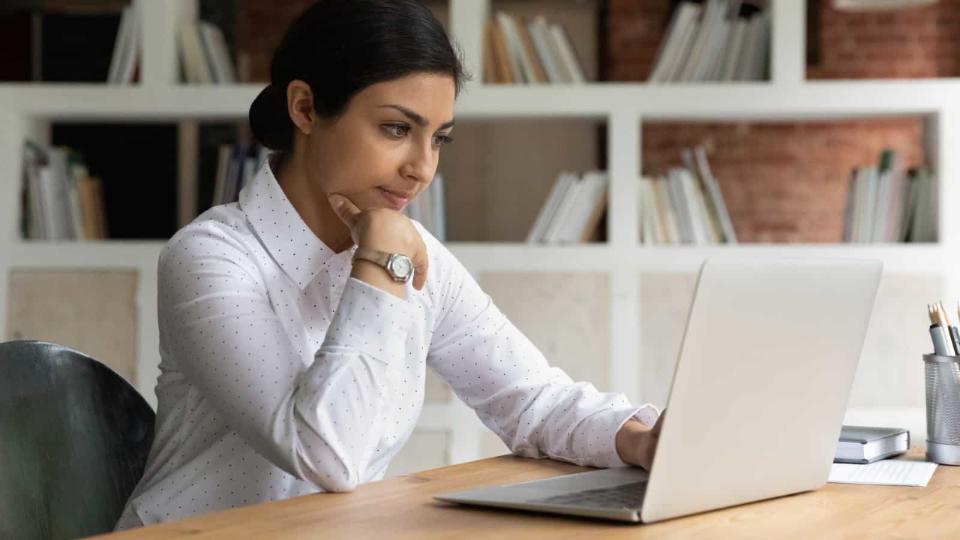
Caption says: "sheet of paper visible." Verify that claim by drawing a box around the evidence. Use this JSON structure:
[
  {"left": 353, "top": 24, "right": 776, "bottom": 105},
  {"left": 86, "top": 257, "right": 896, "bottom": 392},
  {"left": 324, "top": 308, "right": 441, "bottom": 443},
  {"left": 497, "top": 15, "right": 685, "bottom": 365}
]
[{"left": 829, "top": 460, "right": 937, "bottom": 487}]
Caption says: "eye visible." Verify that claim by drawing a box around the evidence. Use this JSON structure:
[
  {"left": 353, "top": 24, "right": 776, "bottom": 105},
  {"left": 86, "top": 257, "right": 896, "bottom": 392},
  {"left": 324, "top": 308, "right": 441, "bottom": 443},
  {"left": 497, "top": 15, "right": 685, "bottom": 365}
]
[
  {"left": 433, "top": 134, "right": 454, "bottom": 147},
  {"left": 382, "top": 124, "right": 410, "bottom": 138}
]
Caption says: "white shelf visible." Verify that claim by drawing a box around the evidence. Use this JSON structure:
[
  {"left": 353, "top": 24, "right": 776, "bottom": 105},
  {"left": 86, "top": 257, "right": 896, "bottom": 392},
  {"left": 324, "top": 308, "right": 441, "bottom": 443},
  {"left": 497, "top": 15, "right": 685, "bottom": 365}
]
[{"left": 2, "top": 81, "right": 956, "bottom": 119}]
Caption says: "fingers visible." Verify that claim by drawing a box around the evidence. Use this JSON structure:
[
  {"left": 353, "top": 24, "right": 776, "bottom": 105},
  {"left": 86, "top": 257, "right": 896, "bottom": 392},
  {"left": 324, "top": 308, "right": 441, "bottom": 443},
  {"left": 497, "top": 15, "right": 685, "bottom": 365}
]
[
  {"left": 328, "top": 193, "right": 362, "bottom": 227},
  {"left": 328, "top": 193, "right": 363, "bottom": 244},
  {"left": 412, "top": 250, "right": 429, "bottom": 291}
]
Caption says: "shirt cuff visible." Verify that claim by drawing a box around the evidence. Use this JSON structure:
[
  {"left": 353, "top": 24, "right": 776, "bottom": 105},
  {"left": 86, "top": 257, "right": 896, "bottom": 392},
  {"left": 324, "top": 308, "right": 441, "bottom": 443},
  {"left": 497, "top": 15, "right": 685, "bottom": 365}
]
[
  {"left": 599, "top": 403, "right": 662, "bottom": 469},
  {"left": 322, "top": 277, "right": 416, "bottom": 363}
]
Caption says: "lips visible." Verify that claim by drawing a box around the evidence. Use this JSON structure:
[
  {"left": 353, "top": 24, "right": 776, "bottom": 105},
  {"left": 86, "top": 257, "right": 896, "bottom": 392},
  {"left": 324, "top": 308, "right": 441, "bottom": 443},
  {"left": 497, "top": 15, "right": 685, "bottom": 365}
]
[{"left": 377, "top": 187, "right": 412, "bottom": 210}]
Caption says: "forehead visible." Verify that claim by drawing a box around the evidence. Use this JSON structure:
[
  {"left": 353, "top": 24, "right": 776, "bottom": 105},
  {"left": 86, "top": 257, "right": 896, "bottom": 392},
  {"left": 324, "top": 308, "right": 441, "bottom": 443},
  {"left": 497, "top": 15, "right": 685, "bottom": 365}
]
[{"left": 353, "top": 73, "right": 456, "bottom": 122}]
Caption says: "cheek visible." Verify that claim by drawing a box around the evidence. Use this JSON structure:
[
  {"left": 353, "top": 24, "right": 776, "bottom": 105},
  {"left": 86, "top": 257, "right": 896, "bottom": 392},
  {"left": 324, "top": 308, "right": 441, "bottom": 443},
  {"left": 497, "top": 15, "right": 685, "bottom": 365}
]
[
  {"left": 322, "top": 154, "right": 399, "bottom": 204},
  {"left": 344, "top": 145, "right": 404, "bottom": 190}
]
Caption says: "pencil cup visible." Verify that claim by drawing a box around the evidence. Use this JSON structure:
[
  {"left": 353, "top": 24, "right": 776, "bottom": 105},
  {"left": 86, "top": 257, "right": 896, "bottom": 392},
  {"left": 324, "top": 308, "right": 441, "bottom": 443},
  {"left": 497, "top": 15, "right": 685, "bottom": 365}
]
[{"left": 924, "top": 353, "right": 960, "bottom": 465}]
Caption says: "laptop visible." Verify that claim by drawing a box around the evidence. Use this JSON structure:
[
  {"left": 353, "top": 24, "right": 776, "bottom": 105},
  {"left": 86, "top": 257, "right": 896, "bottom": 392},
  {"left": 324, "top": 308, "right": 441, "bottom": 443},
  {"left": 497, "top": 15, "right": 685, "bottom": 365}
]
[{"left": 434, "top": 256, "right": 883, "bottom": 524}]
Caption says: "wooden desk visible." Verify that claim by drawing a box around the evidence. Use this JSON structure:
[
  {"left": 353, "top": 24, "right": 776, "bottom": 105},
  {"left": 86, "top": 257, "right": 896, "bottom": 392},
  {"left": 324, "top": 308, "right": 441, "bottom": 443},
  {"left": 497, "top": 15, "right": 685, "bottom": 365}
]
[{"left": 96, "top": 446, "right": 959, "bottom": 539}]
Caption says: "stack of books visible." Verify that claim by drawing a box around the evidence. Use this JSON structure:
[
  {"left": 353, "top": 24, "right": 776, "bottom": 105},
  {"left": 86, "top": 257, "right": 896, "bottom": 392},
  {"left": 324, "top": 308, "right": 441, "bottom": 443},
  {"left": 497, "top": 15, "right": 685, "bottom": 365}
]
[
  {"left": 21, "top": 141, "right": 107, "bottom": 240},
  {"left": 842, "top": 149, "right": 937, "bottom": 243},
  {"left": 527, "top": 171, "right": 608, "bottom": 244},
  {"left": 179, "top": 18, "right": 236, "bottom": 84},
  {"left": 640, "top": 146, "right": 737, "bottom": 245},
  {"left": 484, "top": 12, "right": 586, "bottom": 84},
  {"left": 648, "top": 0, "right": 770, "bottom": 83},
  {"left": 403, "top": 174, "right": 446, "bottom": 242},
  {"left": 211, "top": 144, "right": 269, "bottom": 206},
  {"left": 107, "top": 3, "right": 140, "bottom": 84}
]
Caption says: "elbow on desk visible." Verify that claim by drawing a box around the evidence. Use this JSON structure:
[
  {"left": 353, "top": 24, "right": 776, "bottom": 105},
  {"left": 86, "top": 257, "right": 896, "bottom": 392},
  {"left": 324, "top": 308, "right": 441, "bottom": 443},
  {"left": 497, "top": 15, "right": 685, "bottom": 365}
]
[
  {"left": 317, "top": 470, "right": 359, "bottom": 493},
  {"left": 295, "top": 451, "right": 361, "bottom": 493}
]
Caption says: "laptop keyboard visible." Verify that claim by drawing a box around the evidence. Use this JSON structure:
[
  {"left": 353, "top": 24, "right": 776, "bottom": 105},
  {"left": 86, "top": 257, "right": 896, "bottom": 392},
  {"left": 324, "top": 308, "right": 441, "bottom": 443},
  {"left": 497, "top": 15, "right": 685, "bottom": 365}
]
[{"left": 530, "top": 480, "right": 648, "bottom": 509}]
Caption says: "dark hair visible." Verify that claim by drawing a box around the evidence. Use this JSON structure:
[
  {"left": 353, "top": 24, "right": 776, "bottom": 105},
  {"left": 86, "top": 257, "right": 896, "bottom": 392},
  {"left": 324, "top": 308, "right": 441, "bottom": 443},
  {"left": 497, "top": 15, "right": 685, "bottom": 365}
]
[{"left": 249, "top": 0, "right": 468, "bottom": 152}]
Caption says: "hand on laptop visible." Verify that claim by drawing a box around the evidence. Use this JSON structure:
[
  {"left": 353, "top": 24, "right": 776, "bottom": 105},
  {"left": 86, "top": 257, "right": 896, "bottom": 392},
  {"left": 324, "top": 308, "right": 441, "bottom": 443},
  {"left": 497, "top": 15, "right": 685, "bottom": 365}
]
[{"left": 615, "top": 411, "right": 665, "bottom": 471}]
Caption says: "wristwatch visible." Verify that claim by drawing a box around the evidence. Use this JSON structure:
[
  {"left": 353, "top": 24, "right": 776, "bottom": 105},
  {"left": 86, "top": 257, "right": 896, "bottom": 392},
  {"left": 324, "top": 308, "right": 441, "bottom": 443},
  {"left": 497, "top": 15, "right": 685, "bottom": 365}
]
[{"left": 352, "top": 246, "right": 414, "bottom": 283}]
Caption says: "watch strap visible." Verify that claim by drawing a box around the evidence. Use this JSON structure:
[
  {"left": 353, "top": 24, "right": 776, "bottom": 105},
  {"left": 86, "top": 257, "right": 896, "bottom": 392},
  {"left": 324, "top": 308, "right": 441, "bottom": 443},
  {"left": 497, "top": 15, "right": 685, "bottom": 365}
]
[{"left": 352, "top": 246, "right": 391, "bottom": 267}]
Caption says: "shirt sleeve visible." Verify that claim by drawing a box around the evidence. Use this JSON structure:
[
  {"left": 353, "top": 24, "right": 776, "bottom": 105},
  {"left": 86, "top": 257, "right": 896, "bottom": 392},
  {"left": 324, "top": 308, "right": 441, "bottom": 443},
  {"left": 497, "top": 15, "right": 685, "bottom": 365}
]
[
  {"left": 158, "top": 225, "right": 417, "bottom": 492},
  {"left": 424, "top": 237, "right": 661, "bottom": 469}
]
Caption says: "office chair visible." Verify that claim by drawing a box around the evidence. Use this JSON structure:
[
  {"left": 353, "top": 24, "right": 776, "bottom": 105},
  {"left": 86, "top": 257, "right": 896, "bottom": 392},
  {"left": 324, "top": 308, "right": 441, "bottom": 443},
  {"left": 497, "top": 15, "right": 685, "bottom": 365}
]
[{"left": 0, "top": 340, "right": 155, "bottom": 539}]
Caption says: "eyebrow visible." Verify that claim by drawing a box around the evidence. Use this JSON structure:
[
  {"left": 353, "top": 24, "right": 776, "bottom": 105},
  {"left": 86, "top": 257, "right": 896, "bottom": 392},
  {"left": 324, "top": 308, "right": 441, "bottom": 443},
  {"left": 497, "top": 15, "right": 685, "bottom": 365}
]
[{"left": 379, "top": 104, "right": 455, "bottom": 130}]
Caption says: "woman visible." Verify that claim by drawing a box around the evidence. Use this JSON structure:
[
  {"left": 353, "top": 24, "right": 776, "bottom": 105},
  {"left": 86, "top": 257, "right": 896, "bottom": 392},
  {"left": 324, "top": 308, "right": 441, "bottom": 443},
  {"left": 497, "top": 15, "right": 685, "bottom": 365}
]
[{"left": 116, "top": 0, "right": 662, "bottom": 529}]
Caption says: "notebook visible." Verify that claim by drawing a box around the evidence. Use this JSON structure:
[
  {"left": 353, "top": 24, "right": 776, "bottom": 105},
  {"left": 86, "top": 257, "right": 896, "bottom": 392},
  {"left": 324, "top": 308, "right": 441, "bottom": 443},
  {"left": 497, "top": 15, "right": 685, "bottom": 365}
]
[{"left": 835, "top": 425, "right": 910, "bottom": 464}]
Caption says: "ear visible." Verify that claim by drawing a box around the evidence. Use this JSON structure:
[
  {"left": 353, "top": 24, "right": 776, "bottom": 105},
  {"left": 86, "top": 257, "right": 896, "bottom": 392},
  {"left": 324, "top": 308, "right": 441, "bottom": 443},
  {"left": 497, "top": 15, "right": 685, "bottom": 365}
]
[{"left": 286, "top": 79, "right": 316, "bottom": 136}]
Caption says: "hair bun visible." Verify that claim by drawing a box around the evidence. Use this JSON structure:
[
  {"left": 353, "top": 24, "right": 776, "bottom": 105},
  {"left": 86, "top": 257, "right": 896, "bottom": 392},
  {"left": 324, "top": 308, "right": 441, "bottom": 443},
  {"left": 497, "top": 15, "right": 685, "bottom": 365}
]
[{"left": 249, "top": 83, "right": 294, "bottom": 152}]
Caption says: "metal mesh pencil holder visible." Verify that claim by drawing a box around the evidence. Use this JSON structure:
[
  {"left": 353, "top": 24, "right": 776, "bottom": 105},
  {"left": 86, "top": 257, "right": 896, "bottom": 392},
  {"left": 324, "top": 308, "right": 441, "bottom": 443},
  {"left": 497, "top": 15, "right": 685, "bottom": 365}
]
[{"left": 924, "top": 353, "right": 960, "bottom": 465}]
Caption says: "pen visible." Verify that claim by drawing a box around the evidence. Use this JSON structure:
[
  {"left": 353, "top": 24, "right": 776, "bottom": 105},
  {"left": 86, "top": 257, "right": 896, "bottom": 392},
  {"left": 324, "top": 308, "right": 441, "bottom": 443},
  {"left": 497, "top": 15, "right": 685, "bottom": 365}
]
[
  {"left": 928, "top": 303, "right": 953, "bottom": 356},
  {"left": 941, "top": 301, "right": 960, "bottom": 355}
]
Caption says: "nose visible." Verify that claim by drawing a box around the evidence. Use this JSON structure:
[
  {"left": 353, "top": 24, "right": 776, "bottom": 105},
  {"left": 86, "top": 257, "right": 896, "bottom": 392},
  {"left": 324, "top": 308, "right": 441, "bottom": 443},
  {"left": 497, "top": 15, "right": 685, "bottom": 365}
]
[{"left": 401, "top": 137, "right": 436, "bottom": 184}]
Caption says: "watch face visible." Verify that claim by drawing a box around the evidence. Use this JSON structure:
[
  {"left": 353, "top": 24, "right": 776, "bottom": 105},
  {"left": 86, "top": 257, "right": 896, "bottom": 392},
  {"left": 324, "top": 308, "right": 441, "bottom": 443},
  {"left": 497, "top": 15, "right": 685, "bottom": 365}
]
[{"left": 388, "top": 254, "right": 414, "bottom": 281}]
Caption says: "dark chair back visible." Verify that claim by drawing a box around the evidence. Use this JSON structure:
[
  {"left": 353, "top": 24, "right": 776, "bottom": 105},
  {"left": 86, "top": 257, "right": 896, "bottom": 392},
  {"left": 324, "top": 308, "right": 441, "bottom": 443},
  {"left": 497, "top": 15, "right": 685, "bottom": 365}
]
[{"left": 0, "top": 340, "right": 155, "bottom": 539}]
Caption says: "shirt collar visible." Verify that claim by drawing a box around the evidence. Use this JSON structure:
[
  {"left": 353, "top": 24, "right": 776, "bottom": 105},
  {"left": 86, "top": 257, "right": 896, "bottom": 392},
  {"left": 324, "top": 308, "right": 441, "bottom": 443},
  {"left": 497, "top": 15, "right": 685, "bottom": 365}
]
[{"left": 239, "top": 154, "right": 356, "bottom": 290}]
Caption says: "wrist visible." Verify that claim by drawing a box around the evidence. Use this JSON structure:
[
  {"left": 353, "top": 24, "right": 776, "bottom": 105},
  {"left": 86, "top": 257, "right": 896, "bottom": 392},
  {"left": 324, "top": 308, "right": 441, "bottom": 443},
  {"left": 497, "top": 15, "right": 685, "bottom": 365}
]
[
  {"left": 351, "top": 259, "right": 406, "bottom": 299},
  {"left": 615, "top": 419, "right": 653, "bottom": 468}
]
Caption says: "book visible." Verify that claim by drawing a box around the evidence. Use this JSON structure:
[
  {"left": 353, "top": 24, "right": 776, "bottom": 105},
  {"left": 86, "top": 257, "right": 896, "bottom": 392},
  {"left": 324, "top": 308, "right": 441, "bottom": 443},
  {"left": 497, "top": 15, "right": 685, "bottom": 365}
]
[
  {"left": 199, "top": 21, "right": 237, "bottom": 84},
  {"left": 516, "top": 19, "right": 547, "bottom": 84},
  {"left": 488, "top": 20, "right": 514, "bottom": 83},
  {"left": 649, "top": 0, "right": 768, "bottom": 83},
  {"left": 649, "top": 3, "right": 700, "bottom": 83},
  {"left": 486, "top": 12, "right": 587, "bottom": 85},
  {"left": 106, "top": 5, "right": 132, "bottom": 84},
  {"left": 526, "top": 172, "right": 607, "bottom": 244},
  {"left": 179, "top": 20, "right": 214, "bottom": 83},
  {"left": 483, "top": 21, "right": 499, "bottom": 83},
  {"left": 527, "top": 173, "right": 574, "bottom": 243},
  {"left": 21, "top": 140, "right": 111, "bottom": 241},
  {"left": 495, "top": 12, "right": 526, "bottom": 83},
  {"left": 528, "top": 17, "right": 563, "bottom": 83},
  {"left": 548, "top": 23, "right": 585, "bottom": 84},
  {"left": 22, "top": 141, "right": 46, "bottom": 239},
  {"left": 693, "top": 146, "right": 737, "bottom": 243},
  {"left": 639, "top": 145, "right": 736, "bottom": 245},
  {"left": 841, "top": 149, "right": 934, "bottom": 244},
  {"left": 834, "top": 426, "right": 910, "bottom": 464}
]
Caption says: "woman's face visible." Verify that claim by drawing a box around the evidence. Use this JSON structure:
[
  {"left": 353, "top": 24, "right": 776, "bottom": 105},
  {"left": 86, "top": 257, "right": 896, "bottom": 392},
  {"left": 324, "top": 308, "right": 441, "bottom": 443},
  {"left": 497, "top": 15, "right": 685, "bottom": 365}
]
[{"left": 304, "top": 72, "right": 456, "bottom": 212}]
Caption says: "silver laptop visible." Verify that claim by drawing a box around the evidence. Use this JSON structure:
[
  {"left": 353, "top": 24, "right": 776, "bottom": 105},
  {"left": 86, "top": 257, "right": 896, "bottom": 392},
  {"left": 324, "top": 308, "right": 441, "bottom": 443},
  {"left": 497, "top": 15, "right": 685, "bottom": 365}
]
[{"left": 435, "top": 256, "right": 883, "bottom": 524}]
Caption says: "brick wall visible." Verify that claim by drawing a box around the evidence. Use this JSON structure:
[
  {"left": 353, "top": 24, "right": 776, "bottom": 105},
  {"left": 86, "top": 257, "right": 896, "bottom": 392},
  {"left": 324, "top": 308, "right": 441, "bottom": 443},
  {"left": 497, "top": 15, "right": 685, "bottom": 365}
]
[
  {"left": 604, "top": 0, "right": 670, "bottom": 81},
  {"left": 608, "top": 1, "right": 945, "bottom": 242},
  {"left": 642, "top": 119, "right": 927, "bottom": 242},
  {"left": 808, "top": 0, "right": 960, "bottom": 79}
]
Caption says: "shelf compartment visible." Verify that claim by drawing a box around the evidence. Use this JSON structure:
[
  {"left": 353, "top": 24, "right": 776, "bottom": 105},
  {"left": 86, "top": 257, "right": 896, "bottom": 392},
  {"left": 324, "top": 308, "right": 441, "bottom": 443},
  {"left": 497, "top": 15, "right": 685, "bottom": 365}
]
[
  {"left": 640, "top": 115, "right": 939, "bottom": 245},
  {"left": 440, "top": 118, "right": 607, "bottom": 243}
]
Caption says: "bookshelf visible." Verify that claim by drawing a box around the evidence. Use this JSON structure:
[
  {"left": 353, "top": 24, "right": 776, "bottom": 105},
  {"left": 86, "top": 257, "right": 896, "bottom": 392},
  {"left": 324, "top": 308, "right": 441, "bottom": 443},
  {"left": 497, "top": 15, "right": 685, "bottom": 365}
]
[{"left": 2, "top": 0, "right": 956, "bottom": 474}]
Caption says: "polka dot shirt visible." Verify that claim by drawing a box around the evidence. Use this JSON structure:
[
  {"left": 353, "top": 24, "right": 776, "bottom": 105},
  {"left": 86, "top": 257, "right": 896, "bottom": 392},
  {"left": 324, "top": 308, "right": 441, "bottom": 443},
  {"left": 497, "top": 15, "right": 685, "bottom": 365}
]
[{"left": 114, "top": 155, "right": 660, "bottom": 530}]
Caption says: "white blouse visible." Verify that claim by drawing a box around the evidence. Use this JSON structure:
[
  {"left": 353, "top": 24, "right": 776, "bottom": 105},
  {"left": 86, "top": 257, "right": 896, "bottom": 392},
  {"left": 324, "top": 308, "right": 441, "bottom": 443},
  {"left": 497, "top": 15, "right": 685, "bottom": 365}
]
[{"left": 115, "top": 156, "right": 659, "bottom": 529}]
